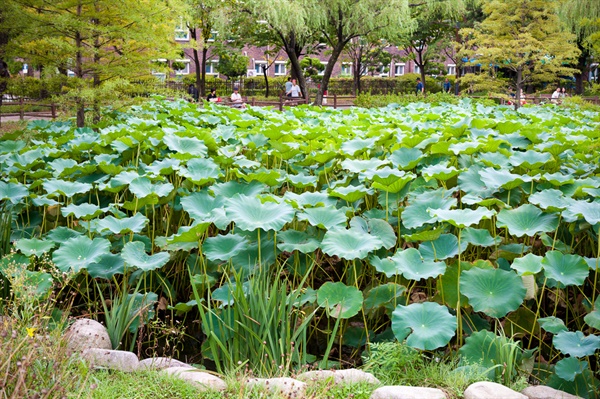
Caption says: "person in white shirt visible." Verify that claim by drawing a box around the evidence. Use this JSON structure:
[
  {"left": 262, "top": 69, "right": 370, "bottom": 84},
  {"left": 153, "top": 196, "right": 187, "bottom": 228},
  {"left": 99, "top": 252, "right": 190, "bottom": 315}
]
[
  {"left": 230, "top": 87, "right": 246, "bottom": 108},
  {"left": 551, "top": 87, "right": 561, "bottom": 104},
  {"left": 286, "top": 79, "right": 302, "bottom": 98}
]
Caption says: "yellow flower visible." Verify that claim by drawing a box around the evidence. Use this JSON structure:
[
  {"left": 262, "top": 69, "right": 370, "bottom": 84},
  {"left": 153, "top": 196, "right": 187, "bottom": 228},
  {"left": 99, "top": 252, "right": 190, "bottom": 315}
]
[{"left": 26, "top": 327, "right": 37, "bottom": 337}]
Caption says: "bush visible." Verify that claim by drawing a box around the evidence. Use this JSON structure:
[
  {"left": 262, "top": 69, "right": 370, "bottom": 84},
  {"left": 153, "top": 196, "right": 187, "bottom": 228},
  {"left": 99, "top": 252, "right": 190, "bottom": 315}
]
[{"left": 354, "top": 92, "right": 500, "bottom": 108}]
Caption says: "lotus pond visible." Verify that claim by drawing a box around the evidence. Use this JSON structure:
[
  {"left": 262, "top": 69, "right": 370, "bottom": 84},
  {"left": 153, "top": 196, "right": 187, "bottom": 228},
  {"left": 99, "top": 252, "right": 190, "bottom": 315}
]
[{"left": 1, "top": 99, "right": 599, "bottom": 397}]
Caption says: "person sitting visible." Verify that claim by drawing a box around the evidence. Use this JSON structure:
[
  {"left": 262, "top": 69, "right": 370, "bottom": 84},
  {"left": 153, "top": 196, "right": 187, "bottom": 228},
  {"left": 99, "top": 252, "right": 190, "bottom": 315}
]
[
  {"left": 207, "top": 88, "right": 219, "bottom": 102},
  {"left": 187, "top": 83, "right": 199, "bottom": 102},
  {"left": 551, "top": 87, "right": 561, "bottom": 104},
  {"left": 230, "top": 87, "right": 246, "bottom": 108}
]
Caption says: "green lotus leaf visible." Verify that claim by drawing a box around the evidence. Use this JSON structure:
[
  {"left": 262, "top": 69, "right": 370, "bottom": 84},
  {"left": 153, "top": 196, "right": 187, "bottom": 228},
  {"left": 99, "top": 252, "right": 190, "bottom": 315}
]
[
  {"left": 297, "top": 206, "right": 347, "bottom": 230},
  {"left": 390, "top": 147, "right": 423, "bottom": 170},
  {"left": 213, "top": 282, "right": 250, "bottom": 306},
  {"left": 449, "top": 140, "right": 482, "bottom": 155},
  {"left": 496, "top": 204, "right": 559, "bottom": 237},
  {"left": 543, "top": 172, "right": 574, "bottom": 186},
  {"left": 391, "top": 302, "right": 456, "bottom": 350},
  {"left": 96, "top": 213, "right": 149, "bottom": 234},
  {"left": 528, "top": 189, "right": 571, "bottom": 211},
  {"left": 180, "top": 191, "right": 225, "bottom": 221},
  {"left": 226, "top": 195, "right": 295, "bottom": 231},
  {"left": 179, "top": 158, "right": 222, "bottom": 184},
  {"left": 121, "top": 241, "right": 170, "bottom": 271},
  {"left": 421, "top": 163, "right": 459, "bottom": 182},
  {"left": 144, "top": 158, "right": 181, "bottom": 176},
  {"left": 317, "top": 282, "right": 363, "bottom": 319},
  {"left": 542, "top": 251, "right": 589, "bottom": 288},
  {"left": 0, "top": 181, "right": 29, "bottom": 204},
  {"left": 458, "top": 165, "right": 494, "bottom": 198},
  {"left": 277, "top": 230, "right": 320, "bottom": 254},
  {"left": 87, "top": 254, "right": 125, "bottom": 279},
  {"left": 461, "top": 227, "right": 501, "bottom": 247},
  {"left": 537, "top": 316, "right": 568, "bottom": 334},
  {"left": 390, "top": 247, "right": 446, "bottom": 280},
  {"left": 509, "top": 150, "right": 552, "bottom": 169},
  {"left": 321, "top": 227, "right": 383, "bottom": 260},
  {"left": 340, "top": 137, "right": 376, "bottom": 155},
  {"left": 236, "top": 167, "right": 281, "bottom": 186},
  {"left": 479, "top": 167, "right": 533, "bottom": 191},
  {"left": 43, "top": 179, "right": 92, "bottom": 198},
  {"left": 553, "top": 331, "right": 600, "bottom": 358},
  {"left": 283, "top": 191, "right": 338, "bottom": 208},
  {"left": 365, "top": 218, "right": 397, "bottom": 249},
  {"left": 129, "top": 177, "right": 174, "bottom": 198},
  {"left": 286, "top": 173, "right": 318, "bottom": 188},
  {"left": 163, "top": 133, "right": 207, "bottom": 157},
  {"left": 52, "top": 236, "right": 111, "bottom": 273},
  {"left": 340, "top": 158, "right": 388, "bottom": 173},
  {"left": 369, "top": 255, "right": 398, "bottom": 277},
  {"left": 31, "top": 195, "right": 59, "bottom": 207},
  {"left": 402, "top": 189, "right": 457, "bottom": 229},
  {"left": 230, "top": 236, "right": 277, "bottom": 274},
  {"left": 46, "top": 227, "right": 83, "bottom": 243},
  {"left": 14, "top": 238, "right": 55, "bottom": 257},
  {"left": 61, "top": 203, "right": 103, "bottom": 220},
  {"left": 48, "top": 158, "right": 78, "bottom": 176},
  {"left": 124, "top": 291, "right": 158, "bottom": 333},
  {"left": 566, "top": 200, "right": 600, "bottom": 225},
  {"left": 328, "top": 184, "right": 372, "bottom": 202},
  {"left": 203, "top": 234, "right": 249, "bottom": 261},
  {"left": 363, "top": 283, "right": 406, "bottom": 313},
  {"left": 458, "top": 330, "right": 516, "bottom": 374},
  {"left": 555, "top": 357, "right": 589, "bottom": 382},
  {"left": 511, "top": 253, "right": 543, "bottom": 276},
  {"left": 584, "top": 297, "right": 600, "bottom": 329},
  {"left": 0, "top": 140, "right": 26, "bottom": 154},
  {"left": 419, "top": 234, "right": 466, "bottom": 261},
  {"left": 371, "top": 170, "right": 415, "bottom": 193},
  {"left": 460, "top": 268, "right": 526, "bottom": 318},
  {"left": 368, "top": 167, "right": 408, "bottom": 186},
  {"left": 430, "top": 208, "right": 495, "bottom": 228}
]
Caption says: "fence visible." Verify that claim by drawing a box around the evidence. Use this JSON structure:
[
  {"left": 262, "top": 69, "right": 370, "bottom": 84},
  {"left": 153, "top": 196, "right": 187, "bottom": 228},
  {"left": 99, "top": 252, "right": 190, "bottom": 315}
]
[{"left": 0, "top": 97, "right": 57, "bottom": 126}]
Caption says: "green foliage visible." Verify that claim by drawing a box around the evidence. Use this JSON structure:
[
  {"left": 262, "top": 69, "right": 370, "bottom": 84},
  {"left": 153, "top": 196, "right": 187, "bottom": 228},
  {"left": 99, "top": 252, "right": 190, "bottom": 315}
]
[
  {"left": 300, "top": 57, "right": 325, "bottom": 78},
  {"left": 217, "top": 53, "right": 250, "bottom": 80}
]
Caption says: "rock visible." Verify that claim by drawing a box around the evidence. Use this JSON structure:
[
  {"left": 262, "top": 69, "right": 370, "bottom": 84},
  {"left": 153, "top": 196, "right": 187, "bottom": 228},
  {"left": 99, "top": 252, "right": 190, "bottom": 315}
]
[
  {"left": 370, "top": 386, "right": 447, "bottom": 399},
  {"left": 522, "top": 386, "right": 582, "bottom": 399},
  {"left": 65, "top": 318, "right": 112, "bottom": 352},
  {"left": 465, "top": 382, "right": 527, "bottom": 399},
  {"left": 138, "top": 357, "right": 190, "bottom": 370},
  {"left": 247, "top": 377, "right": 306, "bottom": 398},
  {"left": 82, "top": 348, "right": 139, "bottom": 372},
  {"left": 296, "top": 369, "right": 380, "bottom": 385},
  {"left": 161, "top": 367, "right": 227, "bottom": 391}
]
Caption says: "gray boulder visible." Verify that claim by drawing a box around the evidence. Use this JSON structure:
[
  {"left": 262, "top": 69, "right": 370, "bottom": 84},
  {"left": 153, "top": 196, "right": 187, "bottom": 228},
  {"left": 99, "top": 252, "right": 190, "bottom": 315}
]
[
  {"left": 370, "top": 386, "right": 447, "bottom": 399},
  {"left": 161, "top": 366, "right": 227, "bottom": 391},
  {"left": 297, "top": 369, "right": 380, "bottom": 385},
  {"left": 82, "top": 348, "right": 139, "bottom": 372},
  {"left": 247, "top": 377, "right": 306, "bottom": 398},
  {"left": 138, "top": 357, "right": 190, "bottom": 370},
  {"left": 65, "top": 318, "right": 111, "bottom": 352},
  {"left": 522, "top": 385, "right": 582, "bottom": 399},
  {"left": 465, "top": 382, "right": 527, "bottom": 399}
]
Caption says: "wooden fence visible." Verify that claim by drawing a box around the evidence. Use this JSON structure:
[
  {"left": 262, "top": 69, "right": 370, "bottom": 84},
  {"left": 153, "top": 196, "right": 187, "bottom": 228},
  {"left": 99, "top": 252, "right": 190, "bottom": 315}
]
[{"left": 0, "top": 97, "right": 57, "bottom": 125}]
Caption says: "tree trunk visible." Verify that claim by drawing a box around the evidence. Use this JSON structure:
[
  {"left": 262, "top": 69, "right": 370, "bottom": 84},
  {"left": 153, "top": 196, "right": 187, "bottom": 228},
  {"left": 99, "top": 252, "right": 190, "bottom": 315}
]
[
  {"left": 201, "top": 47, "right": 208, "bottom": 97},
  {"left": 515, "top": 66, "right": 522, "bottom": 111},
  {"left": 315, "top": 43, "right": 345, "bottom": 105},
  {"left": 574, "top": 45, "right": 589, "bottom": 95},
  {"left": 75, "top": 1, "right": 85, "bottom": 128},
  {"left": 352, "top": 48, "right": 363, "bottom": 96},
  {"left": 190, "top": 27, "right": 202, "bottom": 98},
  {"left": 263, "top": 67, "right": 269, "bottom": 97}
]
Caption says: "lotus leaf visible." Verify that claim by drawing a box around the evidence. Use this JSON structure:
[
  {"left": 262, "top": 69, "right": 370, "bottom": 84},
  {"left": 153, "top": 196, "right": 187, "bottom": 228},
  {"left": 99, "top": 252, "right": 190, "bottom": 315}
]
[
  {"left": 421, "top": 163, "right": 459, "bottom": 182},
  {"left": 128, "top": 177, "right": 174, "bottom": 198},
  {"left": 203, "top": 234, "right": 249, "bottom": 261},
  {"left": 277, "top": 230, "right": 320, "bottom": 254},
  {"left": 179, "top": 158, "right": 222, "bottom": 184},
  {"left": 14, "top": 238, "right": 55, "bottom": 257},
  {"left": 43, "top": 179, "right": 92, "bottom": 197},
  {"left": 555, "top": 357, "right": 589, "bottom": 382},
  {"left": 542, "top": 251, "right": 589, "bottom": 287},
  {"left": 479, "top": 167, "right": 532, "bottom": 191},
  {"left": 565, "top": 200, "right": 600, "bottom": 225},
  {"left": 61, "top": 203, "right": 103, "bottom": 220},
  {"left": 402, "top": 189, "right": 457, "bottom": 229},
  {"left": 509, "top": 150, "right": 552, "bottom": 169},
  {"left": 461, "top": 227, "right": 501, "bottom": 247},
  {"left": 511, "top": 253, "right": 543, "bottom": 276},
  {"left": 317, "top": 282, "right": 363, "bottom": 319},
  {"left": 87, "top": 254, "right": 125, "bottom": 279},
  {"left": 553, "top": 331, "right": 600, "bottom": 358},
  {"left": 163, "top": 133, "right": 207, "bottom": 157},
  {"left": 0, "top": 181, "right": 29, "bottom": 204},
  {"left": 46, "top": 227, "right": 83, "bottom": 243},
  {"left": 297, "top": 206, "right": 347, "bottom": 230},
  {"left": 496, "top": 204, "right": 559, "bottom": 237},
  {"left": 537, "top": 316, "right": 568, "bottom": 334},
  {"left": 460, "top": 268, "right": 526, "bottom": 318},
  {"left": 391, "top": 302, "right": 456, "bottom": 350},
  {"left": 390, "top": 248, "right": 446, "bottom": 280},
  {"left": 389, "top": 147, "right": 423, "bottom": 170},
  {"left": 121, "top": 241, "right": 170, "bottom": 271},
  {"left": 528, "top": 189, "right": 571, "bottom": 211},
  {"left": 430, "top": 208, "right": 495, "bottom": 228},
  {"left": 96, "top": 213, "right": 149, "bottom": 234},
  {"left": 321, "top": 227, "right": 383, "bottom": 260},
  {"left": 328, "top": 184, "right": 372, "bottom": 202},
  {"left": 363, "top": 283, "right": 406, "bottom": 313},
  {"left": 52, "top": 236, "right": 111, "bottom": 273},
  {"left": 226, "top": 194, "right": 294, "bottom": 231},
  {"left": 419, "top": 234, "right": 466, "bottom": 261}
]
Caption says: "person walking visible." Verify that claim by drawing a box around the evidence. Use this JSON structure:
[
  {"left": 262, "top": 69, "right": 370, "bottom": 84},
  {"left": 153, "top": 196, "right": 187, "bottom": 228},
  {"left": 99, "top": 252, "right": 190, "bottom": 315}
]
[
  {"left": 416, "top": 77, "right": 424, "bottom": 95},
  {"left": 287, "top": 79, "right": 302, "bottom": 98},
  {"left": 443, "top": 78, "right": 452, "bottom": 93},
  {"left": 285, "top": 77, "right": 293, "bottom": 98}
]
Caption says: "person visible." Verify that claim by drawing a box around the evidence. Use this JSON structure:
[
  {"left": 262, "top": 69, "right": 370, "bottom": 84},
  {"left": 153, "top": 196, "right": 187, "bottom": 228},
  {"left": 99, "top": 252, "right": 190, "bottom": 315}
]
[
  {"left": 230, "top": 87, "right": 246, "bottom": 108},
  {"left": 287, "top": 79, "right": 302, "bottom": 98},
  {"left": 207, "top": 88, "right": 219, "bottom": 102},
  {"left": 551, "top": 87, "right": 561, "bottom": 104},
  {"left": 285, "top": 77, "right": 293, "bottom": 98},
  {"left": 416, "top": 77, "right": 424, "bottom": 95},
  {"left": 443, "top": 78, "right": 452, "bottom": 93},
  {"left": 187, "top": 83, "right": 199, "bottom": 102},
  {"left": 560, "top": 87, "right": 568, "bottom": 98}
]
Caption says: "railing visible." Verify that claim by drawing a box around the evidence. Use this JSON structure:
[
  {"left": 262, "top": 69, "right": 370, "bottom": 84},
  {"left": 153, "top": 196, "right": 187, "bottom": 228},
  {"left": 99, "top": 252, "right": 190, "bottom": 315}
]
[{"left": 0, "top": 97, "right": 58, "bottom": 125}]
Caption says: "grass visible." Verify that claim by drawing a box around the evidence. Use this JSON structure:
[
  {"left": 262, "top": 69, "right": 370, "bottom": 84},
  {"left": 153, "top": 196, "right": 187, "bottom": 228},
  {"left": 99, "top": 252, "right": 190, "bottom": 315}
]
[{"left": 0, "top": 120, "right": 28, "bottom": 137}]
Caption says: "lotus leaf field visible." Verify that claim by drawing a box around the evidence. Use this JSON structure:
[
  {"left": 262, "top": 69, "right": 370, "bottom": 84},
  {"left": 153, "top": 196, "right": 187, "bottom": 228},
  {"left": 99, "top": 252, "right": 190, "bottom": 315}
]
[{"left": 1, "top": 99, "right": 600, "bottom": 396}]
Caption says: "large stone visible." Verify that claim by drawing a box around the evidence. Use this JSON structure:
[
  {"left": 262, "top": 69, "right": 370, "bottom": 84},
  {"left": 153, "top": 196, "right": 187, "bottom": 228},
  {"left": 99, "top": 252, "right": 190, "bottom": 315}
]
[
  {"left": 370, "top": 386, "right": 447, "bottom": 399},
  {"left": 65, "top": 318, "right": 111, "bottom": 352},
  {"left": 138, "top": 357, "right": 190, "bottom": 370},
  {"left": 465, "top": 382, "right": 527, "bottom": 399},
  {"left": 247, "top": 377, "right": 306, "bottom": 398},
  {"left": 296, "top": 369, "right": 380, "bottom": 385},
  {"left": 161, "top": 366, "right": 227, "bottom": 391},
  {"left": 82, "top": 348, "right": 139, "bottom": 372},
  {"left": 522, "top": 386, "right": 582, "bottom": 399}
]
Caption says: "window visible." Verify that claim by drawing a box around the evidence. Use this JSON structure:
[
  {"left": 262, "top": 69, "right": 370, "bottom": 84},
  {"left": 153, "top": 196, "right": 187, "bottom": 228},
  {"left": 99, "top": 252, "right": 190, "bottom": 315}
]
[
  {"left": 414, "top": 65, "right": 420, "bottom": 74},
  {"left": 175, "top": 18, "right": 189, "bottom": 41},
  {"left": 254, "top": 61, "right": 267, "bottom": 74},
  {"left": 341, "top": 63, "right": 352, "bottom": 76},
  {"left": 274, "top": 62, "right": 286, "bottom": 76},
  {"left": 151, "top": 59, "right": 167, "bottom": 80},
  {"left": 447, "top": 64, "right": 456, "bottom": 76},
  {"left": 174, "top": 59, "right": 190, "bottom": 75},
  {"left": 207, "top": 31, "right": 218, "bottom": 42},
  {"left": 205, "top": 61, "right": 218, "bottom": 75},
  {"left": 394, "top": 63, "right": 405, "bottom": 76}
]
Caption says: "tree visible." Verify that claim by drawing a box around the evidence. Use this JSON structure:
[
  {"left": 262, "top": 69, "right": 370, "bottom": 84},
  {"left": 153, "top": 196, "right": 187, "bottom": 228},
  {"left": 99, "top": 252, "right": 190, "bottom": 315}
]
[
  {"left": 3, "top": 0, "right": 181, "bottom": 126},
  {"left": 557, "top": 0, "right": 600, "bottom": 94},
  {"left": 342, "top": 37, "right": 394, "bottom": 94},
  {"left": 217, "top": 52, "right": 249, "bottom": 80},
  {"left": 460, "top": 0, "right": 580, "bottom": 109},
  {"left": 300, "top": 56, "right": 325, "bottom": 79}
]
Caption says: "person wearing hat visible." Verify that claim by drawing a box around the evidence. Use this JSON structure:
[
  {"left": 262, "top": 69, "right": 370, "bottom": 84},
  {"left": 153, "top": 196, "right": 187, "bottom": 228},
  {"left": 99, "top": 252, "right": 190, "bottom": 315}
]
[{"left": 230, "top": 86, "right": 246, "bottom": 108}]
